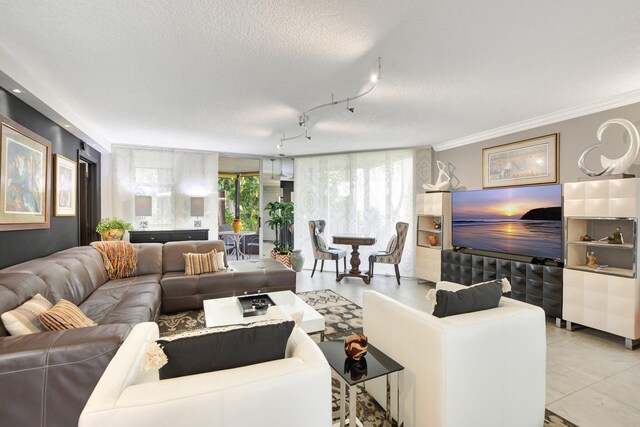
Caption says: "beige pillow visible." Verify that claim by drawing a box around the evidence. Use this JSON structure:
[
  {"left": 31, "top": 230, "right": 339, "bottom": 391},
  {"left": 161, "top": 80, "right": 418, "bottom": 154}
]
[
  {"left": 316, "top": 234, "right": 328, "bottom": 251},
  {"left": 216, "top": 251, "right": 226, "bottom": 270},
  {"left": 184, "top": 250, "right": 222, "bottom": 275},
  {"left": 39, "top": 299, "right": 96, "bottom": 331},
  {"left": 1, "top": 294, "right": 53, "bottom": 336}
]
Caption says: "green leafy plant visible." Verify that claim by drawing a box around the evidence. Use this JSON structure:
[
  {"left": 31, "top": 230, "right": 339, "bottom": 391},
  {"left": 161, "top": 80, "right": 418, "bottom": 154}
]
[
  {"left": 265, "top": 201, "right": 294, "bottom": 254},
  {"left": 95, "top": 217, "right": 133, "bottom": 234},
  {"left": 218, "top": 176, "right": 259, "bottom": 231}
]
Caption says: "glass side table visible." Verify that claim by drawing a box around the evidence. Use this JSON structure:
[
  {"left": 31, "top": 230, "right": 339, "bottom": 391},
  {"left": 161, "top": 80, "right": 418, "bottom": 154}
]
[{"left": 317, "top": 340, "right": 404, "bottom": 427}]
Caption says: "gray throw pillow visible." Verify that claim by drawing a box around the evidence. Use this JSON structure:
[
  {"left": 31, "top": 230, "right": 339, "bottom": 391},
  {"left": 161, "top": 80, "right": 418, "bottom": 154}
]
[
  {"left": 431, "top": 280, "right": 503, "bottom": 318},
  {"left": 156, "top": 319, "right": 294, "bottom": 379},
  {"left": 316, "top": 233, "right": 328, "bottom": 251}
]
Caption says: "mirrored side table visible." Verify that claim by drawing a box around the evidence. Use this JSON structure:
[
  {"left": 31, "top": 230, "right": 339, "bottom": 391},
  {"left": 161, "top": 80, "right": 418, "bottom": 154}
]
[{"left": 317, "top": 340, "right": 404, "bottom": 427}]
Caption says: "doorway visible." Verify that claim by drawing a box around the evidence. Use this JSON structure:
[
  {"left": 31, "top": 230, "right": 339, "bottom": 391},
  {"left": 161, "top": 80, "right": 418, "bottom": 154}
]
[{"left": 78, "top": 156, "right": 99, "bottom": 246}]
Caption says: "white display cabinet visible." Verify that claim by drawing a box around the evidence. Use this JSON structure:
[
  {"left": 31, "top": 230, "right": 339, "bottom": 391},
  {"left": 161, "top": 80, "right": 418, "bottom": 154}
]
[
  {"left": 563, "top": 178, "right": 640, "bottom": 349},
  {"left": 415, "top": 192, "right": 451, "bottom": 283}
]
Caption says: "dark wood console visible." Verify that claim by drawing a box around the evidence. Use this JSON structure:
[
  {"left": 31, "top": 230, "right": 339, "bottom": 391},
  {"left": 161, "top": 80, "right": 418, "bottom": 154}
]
[
  {"left": 441, "top": 249, "right": 563, "bottom": 322},
  {"left": 129, "top": 229, "right": 209, "bottom": 244}
]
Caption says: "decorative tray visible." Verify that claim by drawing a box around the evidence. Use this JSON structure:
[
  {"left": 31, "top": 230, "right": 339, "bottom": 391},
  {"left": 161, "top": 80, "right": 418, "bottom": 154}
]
[{"left": 236, "top": 294, "right": 276, "bottom": 317}]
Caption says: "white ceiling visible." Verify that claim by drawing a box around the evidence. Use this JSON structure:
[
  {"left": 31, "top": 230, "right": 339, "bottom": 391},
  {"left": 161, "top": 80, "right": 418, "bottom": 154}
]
[{"left": 1, "top": 1, "right": 640, "bottom": 157}]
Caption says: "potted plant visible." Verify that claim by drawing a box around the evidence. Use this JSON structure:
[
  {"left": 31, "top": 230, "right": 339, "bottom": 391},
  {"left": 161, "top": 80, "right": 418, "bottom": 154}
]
[
  {"left": 265, "top": 201, "right": 294, "bottom": 267},
  {"left": 96, "top": 217, "right": 133, "bottom": 241}
]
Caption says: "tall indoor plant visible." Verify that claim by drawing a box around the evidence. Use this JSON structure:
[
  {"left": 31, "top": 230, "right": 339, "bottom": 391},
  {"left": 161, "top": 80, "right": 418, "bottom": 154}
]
[{"left": 264, "top": 201, "right": 294, "bottom": 266}]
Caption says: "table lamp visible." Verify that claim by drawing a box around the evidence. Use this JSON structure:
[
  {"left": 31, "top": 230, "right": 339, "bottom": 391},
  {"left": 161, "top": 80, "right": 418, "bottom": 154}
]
[
  {"left": 191, "top": 197, "right": 205, "bottom": 228},
  {"left": 135, "top": 195, "right": 152, "bottom": 230}
]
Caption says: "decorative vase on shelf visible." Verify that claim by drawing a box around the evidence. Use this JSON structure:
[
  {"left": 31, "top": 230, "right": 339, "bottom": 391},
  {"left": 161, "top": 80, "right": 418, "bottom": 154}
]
[
  {"left": 232, "top": 219, "right": 243, "bottom": 233},
  {"left": 428, "top": 235, "right": 439, "bottom": 246},
  {"left": 290, "top": 250, "right": 304, "bottom": 272}
]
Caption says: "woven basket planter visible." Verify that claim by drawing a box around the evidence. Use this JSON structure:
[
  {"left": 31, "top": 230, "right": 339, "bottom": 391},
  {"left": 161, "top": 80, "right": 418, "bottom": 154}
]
[{"left": 271, "top": 251, "right": 292, "bottom": 268}]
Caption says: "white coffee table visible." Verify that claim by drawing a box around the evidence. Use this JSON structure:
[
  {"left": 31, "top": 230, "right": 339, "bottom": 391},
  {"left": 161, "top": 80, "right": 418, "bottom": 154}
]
[{"left": 203, "top": 291, "right": 326, "bottom": 340}]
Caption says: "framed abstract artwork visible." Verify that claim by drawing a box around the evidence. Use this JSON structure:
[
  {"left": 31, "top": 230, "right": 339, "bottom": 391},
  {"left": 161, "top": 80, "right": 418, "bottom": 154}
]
[
  {"left": 0, "top": 115, "right": 51, "bottom": 230},
  {"left": 482, "top": 133, "right": 559, "bottom": 188},
  {"left": 54, "top": 154, "right": 77, "bottom": 216}
]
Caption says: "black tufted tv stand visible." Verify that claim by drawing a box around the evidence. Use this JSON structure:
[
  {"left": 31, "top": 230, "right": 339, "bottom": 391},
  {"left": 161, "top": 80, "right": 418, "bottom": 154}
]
[{"left": 440, "top": 249, "right": 563, "bottom": 324}]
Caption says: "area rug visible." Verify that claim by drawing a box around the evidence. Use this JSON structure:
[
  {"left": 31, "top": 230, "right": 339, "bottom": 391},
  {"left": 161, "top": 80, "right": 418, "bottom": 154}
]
[{"left": 157, "top": 289, "right": 577, "bottom": 427}]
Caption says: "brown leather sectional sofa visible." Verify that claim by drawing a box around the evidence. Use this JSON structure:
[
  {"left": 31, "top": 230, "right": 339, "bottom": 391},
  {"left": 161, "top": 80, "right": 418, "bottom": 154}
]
[{"left": 0, "top": 240, "right": 296, "bottom": 427}]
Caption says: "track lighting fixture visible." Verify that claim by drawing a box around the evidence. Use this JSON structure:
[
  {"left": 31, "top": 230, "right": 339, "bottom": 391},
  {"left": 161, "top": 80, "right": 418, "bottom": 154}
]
[
  {"left": 279, "top": 57, "right": 381, "bottom": 152},
  {"left": 297, "top": 56, "right": 380, "bottom": 126},
  {"left": 346, "top": 98, "right": 354, "bottom": 113}
]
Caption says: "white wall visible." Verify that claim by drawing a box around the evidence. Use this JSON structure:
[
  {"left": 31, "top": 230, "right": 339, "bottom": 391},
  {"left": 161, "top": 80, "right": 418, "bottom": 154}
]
[{"left": 434, "top": 102, "right": 640, "bottom": 190}]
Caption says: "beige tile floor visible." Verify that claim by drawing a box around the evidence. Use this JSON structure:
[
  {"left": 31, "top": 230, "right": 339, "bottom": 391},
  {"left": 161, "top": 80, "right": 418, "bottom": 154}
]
[{"left": 293, "top": 264, "right": 640, "bottom": 427}]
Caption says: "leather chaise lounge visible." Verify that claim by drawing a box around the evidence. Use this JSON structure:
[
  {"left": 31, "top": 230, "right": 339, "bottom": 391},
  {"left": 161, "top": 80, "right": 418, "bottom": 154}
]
[{"left": 0, "top": 240, "right": 296, "bottom": 427}]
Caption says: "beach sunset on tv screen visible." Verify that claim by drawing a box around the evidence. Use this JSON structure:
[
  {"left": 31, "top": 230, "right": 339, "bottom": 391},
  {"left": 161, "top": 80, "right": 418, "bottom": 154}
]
[{"left": 452, "top": 185, "right": 562, "bottom": 259}]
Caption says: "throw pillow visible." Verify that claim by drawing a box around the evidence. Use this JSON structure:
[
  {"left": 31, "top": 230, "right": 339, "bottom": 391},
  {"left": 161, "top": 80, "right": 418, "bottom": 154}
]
[
  {"left": 39, "top": 299, "right": 97, "bottom": 331},
  {"left": 316, "top": 233, "right": 328, "bottom": 251},
  {"left": 154, "top": 319, "right": 295, "bottom": 380},
  {"left": 1, "top": 294, "right": 53, "bottom": 336},
  {"left": 184, "top": 250, "right": 222, "bottom": 275},
  {"left": 386, "top": 235, "right": 397, "bottom": 254},
  {"left": 427, "top": 280, "right": 503, "bottom": 318},
  {"left": 216, "top": 250, "right": 226, "bottom": 270}
]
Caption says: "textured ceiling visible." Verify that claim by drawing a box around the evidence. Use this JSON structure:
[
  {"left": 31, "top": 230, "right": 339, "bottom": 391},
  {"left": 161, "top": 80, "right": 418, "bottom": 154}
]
[{"left": 1, "top": 1, "right": 640, "bottom": 156}]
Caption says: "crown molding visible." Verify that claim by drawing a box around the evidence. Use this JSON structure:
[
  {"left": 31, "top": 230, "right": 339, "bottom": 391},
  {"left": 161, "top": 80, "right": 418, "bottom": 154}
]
[
  {"left": 0, "top": 48, "right": 111, "bottom": 153},
  {"left": 432, "top": 89, "right": 640, "bottom": 152}
]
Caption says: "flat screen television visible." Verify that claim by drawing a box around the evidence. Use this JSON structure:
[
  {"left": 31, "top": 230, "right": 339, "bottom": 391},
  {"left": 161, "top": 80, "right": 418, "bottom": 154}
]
[{"left": 451, "top": 184, "right": 562, "bottom": 260}]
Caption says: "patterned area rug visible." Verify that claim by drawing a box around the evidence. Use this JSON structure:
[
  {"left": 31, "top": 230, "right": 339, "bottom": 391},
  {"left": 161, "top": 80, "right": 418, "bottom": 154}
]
[{"left": 157, "top": 289, "right": 577, "bottom": 427}]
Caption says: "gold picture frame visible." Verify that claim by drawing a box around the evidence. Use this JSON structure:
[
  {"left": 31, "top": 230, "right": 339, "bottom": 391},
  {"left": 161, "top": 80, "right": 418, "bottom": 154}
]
[
  {"left": 54, "top": 154, "right": 77, "bottom": 216},
  {"left": 482, "top": 133, "right": 559, "bottom": 188},
  {"left": 0, "top": 115, "right": 51, "bottom": 231}
]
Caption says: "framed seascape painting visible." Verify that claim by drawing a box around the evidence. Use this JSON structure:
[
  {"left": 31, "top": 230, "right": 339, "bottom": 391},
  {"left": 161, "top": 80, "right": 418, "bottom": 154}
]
[
  {"left": 54, "top": 154, "right": 77, "bottom": 216},
  {"left": 482, "top": 133, "right": 559, "bottom": 188},
  {"left": 0, "top": 115, "right": 51, "bottom": 231}
]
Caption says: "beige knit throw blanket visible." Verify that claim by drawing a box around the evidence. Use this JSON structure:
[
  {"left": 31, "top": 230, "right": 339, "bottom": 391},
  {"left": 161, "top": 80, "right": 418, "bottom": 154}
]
[{"left": 90, "top": 241, "right": 137, "bottom": 280}]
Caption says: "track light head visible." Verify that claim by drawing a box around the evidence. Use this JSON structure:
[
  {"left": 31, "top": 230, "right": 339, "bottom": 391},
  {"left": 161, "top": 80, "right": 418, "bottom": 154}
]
[
  {"left": 298, "top": 115, "right": 304, "bottom": 127},
  {"left": 306, "top": 135, "right": 311, "bottom": 141},
  {"left": 347, "top": 107, "right": 355, "bottom": 113}
]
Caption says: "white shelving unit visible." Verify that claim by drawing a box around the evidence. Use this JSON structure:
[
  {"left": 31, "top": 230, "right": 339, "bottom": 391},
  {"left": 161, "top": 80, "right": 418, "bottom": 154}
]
[
  {"left": 563, "top": 178, "right": 640, "bottom": 349},
  {"left": 415, "top": 192, "right": 451, "bottom": 283}
]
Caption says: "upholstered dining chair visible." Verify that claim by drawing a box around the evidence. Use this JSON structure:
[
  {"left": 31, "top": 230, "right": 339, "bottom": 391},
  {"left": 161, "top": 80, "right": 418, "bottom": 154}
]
[
  {"left": 308, "top": 220, "right": 347, "bottom": 279},
  {"left": 368, "top": 222, "right": 409, "bottom": 285},
  {"left": 219, "top": 223, "right": 237, "bottom": 257}
]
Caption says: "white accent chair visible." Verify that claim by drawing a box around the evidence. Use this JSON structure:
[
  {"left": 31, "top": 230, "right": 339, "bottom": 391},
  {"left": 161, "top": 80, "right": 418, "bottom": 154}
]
[
  {"left": 79, "top": 322, "right": 332, "bottom": 427},
  {"left": 362, "top": 282, "right": 546, "bottom": 427}
]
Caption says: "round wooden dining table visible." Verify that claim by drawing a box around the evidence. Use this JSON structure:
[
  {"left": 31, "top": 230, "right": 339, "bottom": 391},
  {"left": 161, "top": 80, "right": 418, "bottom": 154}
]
[{"left": 332, "top": 235, "right": 377, "bottom": 284}]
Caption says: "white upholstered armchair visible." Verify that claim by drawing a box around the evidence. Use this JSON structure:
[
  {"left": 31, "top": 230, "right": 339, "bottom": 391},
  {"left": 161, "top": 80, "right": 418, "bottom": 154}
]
[
  {"left": 363, "top": 283, "right": 546, "bottom": 427},
  {"left": 79, "top": 322, "right": 332, "bottom": 427}
]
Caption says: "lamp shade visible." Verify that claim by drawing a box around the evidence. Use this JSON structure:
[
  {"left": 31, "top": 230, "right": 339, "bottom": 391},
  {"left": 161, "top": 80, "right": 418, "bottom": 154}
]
[
  {"left": 191, "top": 197, "right": 205, "bottom": 217},
  {"left": 135, "top": 196, "right": 152, "bottom": 217}
]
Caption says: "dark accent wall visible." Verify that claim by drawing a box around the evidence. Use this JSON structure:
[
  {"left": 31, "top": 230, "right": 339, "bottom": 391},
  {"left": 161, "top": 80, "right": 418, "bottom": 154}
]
[{"left": 0, "top": 87, "right": 101, "bottom": 269}]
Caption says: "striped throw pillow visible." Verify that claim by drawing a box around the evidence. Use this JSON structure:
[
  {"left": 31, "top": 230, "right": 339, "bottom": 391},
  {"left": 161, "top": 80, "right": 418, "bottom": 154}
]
[
  {"left": 1, "top": 294, "right": 53, "bottom": 336},
  {"left": 39, "top": 299, "right": 97, "bottom": 331},
  {"left": 184, "top": 250, "right": 222, "bottom": 275}
]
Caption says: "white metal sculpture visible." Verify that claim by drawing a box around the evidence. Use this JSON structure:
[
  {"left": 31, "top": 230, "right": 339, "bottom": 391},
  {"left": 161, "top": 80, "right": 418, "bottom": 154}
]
[
  {"left": 423, "top": 160, "right": 451, "bottom": 191},
  {"left": 578, "top": 118, "right": 640, "bottom": 176}
]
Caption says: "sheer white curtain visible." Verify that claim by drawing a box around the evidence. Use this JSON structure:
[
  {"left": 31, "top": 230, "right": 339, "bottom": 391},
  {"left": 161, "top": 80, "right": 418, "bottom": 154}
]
[
  {"left": 294, "top": 149, "right": 415, "bottom": 277},
  {"left": 111, "top": 146, "right": 219, "bottom": 234}
]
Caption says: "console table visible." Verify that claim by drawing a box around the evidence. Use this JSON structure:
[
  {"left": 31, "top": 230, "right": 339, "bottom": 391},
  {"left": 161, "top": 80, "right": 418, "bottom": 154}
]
[
  {"left": 129, "top": 229, "right": 209, "bottom": 243},
  {"left": 441, "top": 249, "right": 564, "bottom": 324}
]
